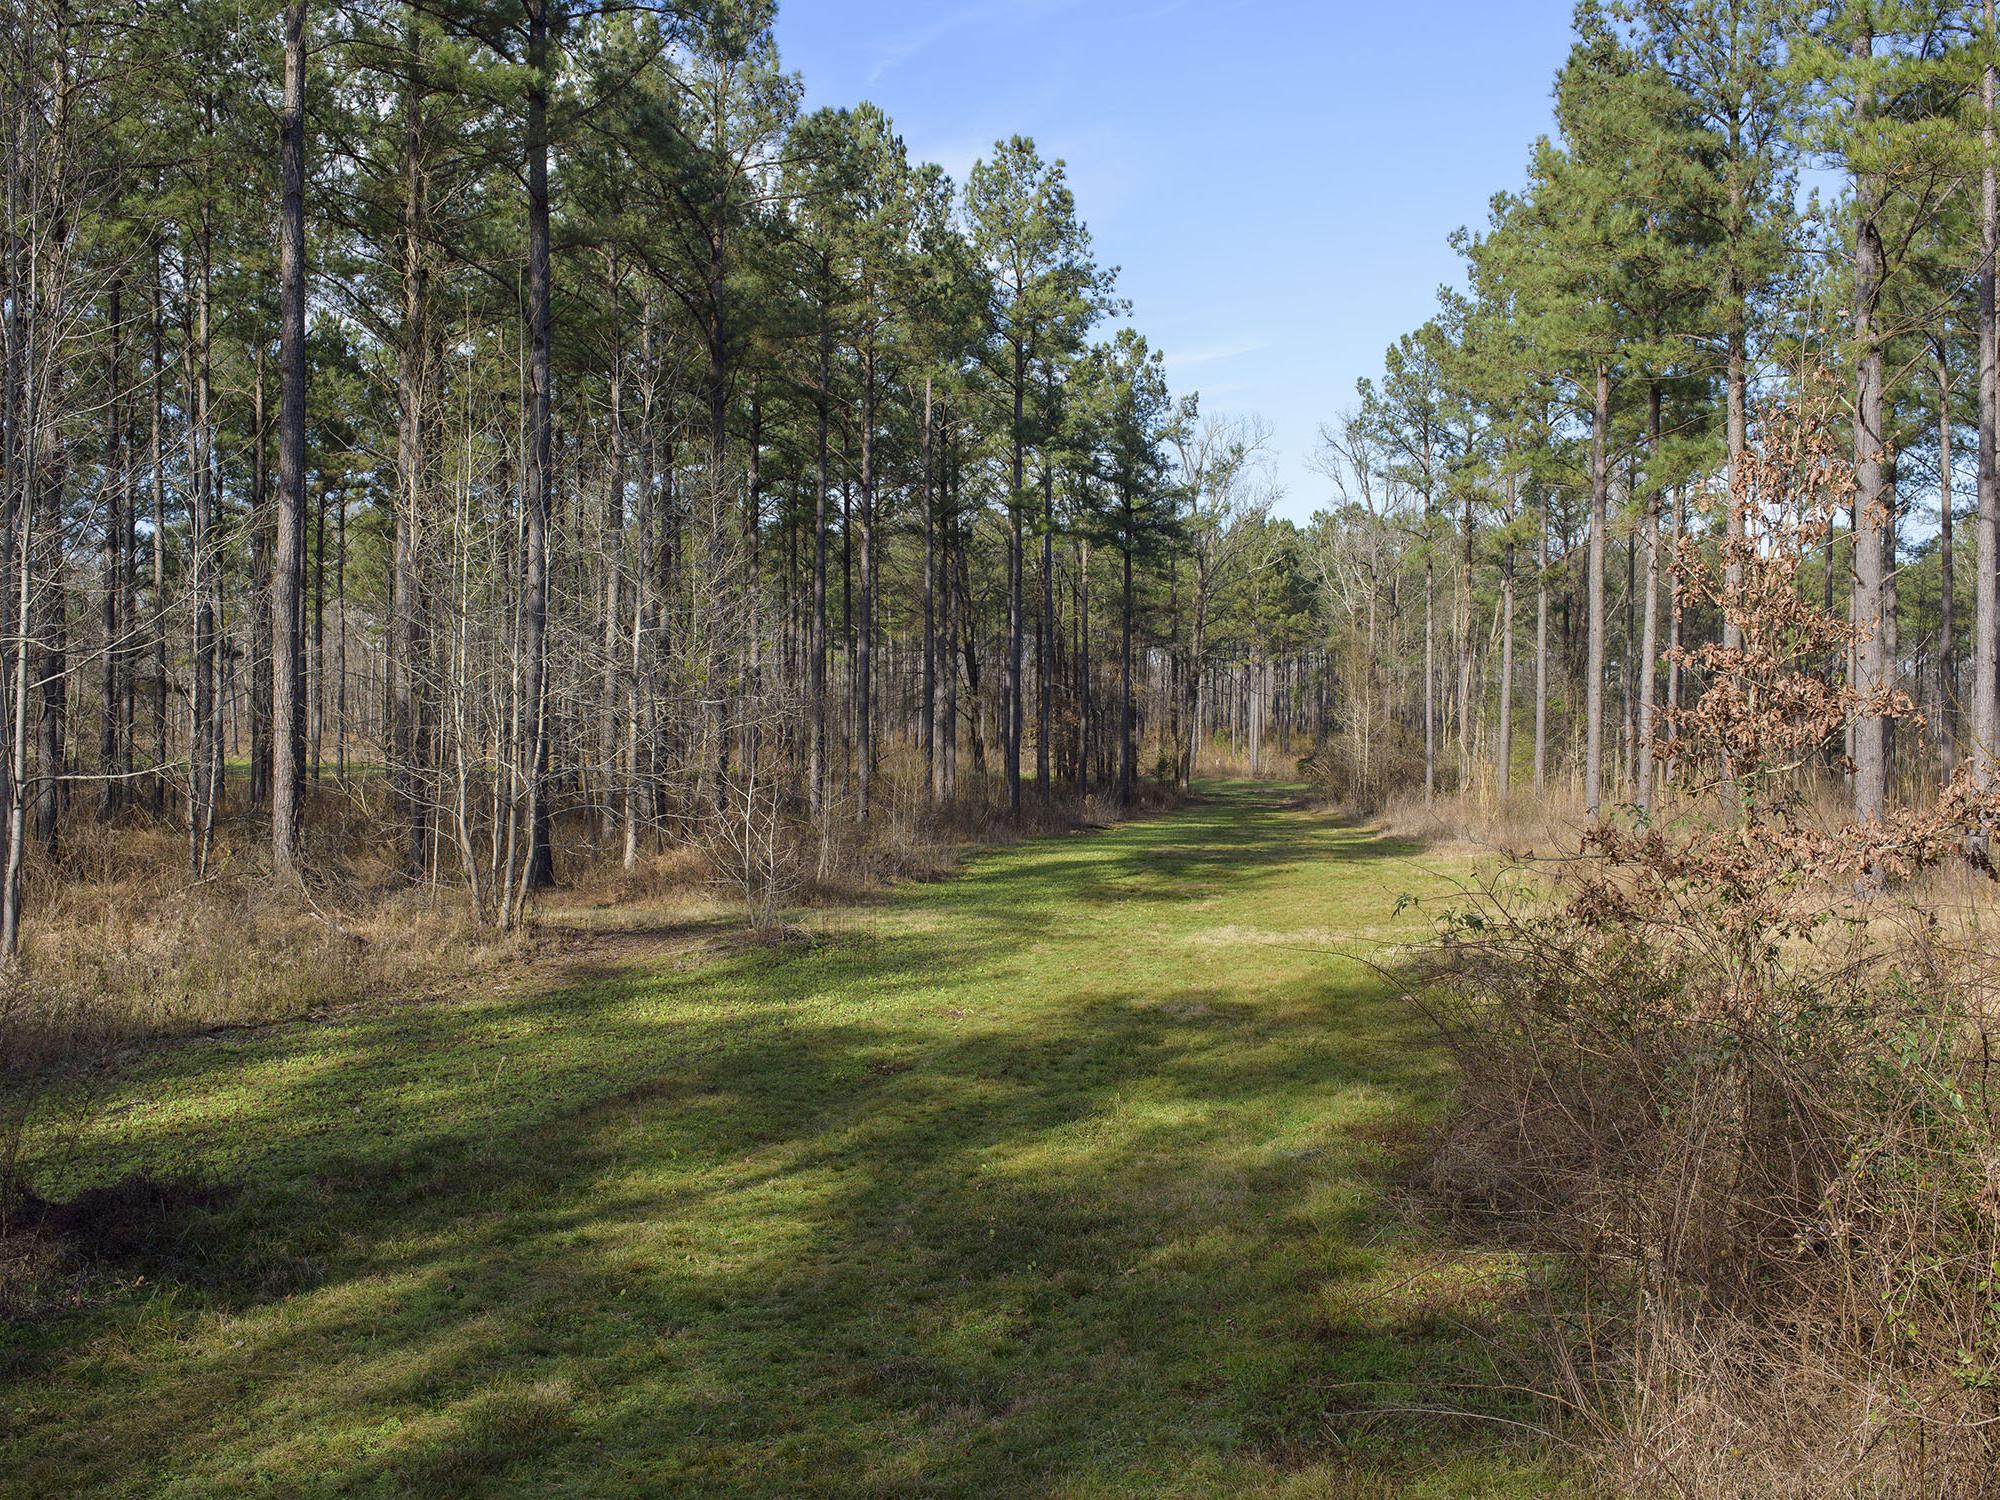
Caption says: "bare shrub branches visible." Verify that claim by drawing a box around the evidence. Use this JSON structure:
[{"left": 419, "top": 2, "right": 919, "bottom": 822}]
[{"left": 1419, "top": 386, "right": 2000, "bottom": 1494}]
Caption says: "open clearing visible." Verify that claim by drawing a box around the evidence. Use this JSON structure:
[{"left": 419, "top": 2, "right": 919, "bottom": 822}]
[{"left": 2, "top": 785, "right": 1565, "bottom": 1498}]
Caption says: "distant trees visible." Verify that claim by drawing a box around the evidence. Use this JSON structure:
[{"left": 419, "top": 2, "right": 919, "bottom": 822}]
[
  {"left": 963, "top": 138, "right": 1115, "bottom": 816},
  {"left": 1079, "top": 330, "right": 1173, "bottom": 805},
  {"left": 1361, "top": 325, "right": 1456, "bottom": 802},
  {"left": 1179, "top": 410, "right": 1276, "bottom": 789}
]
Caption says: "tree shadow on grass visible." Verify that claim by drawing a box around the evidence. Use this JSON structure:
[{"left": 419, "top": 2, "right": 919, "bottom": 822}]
[
  {"left": 950, "top": 790, "right": 1428, "bottom": 918},
  {"left": 1, "top": 788, "right": 1565, "bottom": 1498}
]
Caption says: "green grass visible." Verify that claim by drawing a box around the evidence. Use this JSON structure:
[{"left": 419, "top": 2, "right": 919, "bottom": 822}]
[{"left": 1, "top": 783, "right": 1569, "bottom": 1498}]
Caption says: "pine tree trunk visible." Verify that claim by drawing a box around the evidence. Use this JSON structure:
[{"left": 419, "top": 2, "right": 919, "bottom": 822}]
[
  {"left": 1724, "top": 291, "right": 1747, "bottom": 658},
  {"left": 335, "top": 493, "right": 346, "bottom": 778},
  {"left": 0, "top": 34, "right": 21, "bottom": 941},
  {"left": 598, "top": 264, "right": 624, "bottom": 844},
  {"left": 943, "top": 427, "right": 960, "bottom": 800},
  {"left": 1078, "top": 538, "right": 1091, "bottom": 796},
  {"left": 272, "top": 0, "right": 308, "bottom": 876},
  {"left": 625, "top": 292, "right": 655, "bottom": 869},
  {"left": 1667, "top": 488, "right": 1686, "bottom": 785},
  {"left": 119, "top": 303, "right": 136, "bottom": 798},
  {"left": 29, "top": 65, "right": 68, "bottom": 862},
  {"left": 705, "top": 232, "right": 730, "bottom": 816},
  {"left": 519, "top": 0, "right": 555, "bottom": 896},
  {"left": 810, "top": 317, "right": 828, "bottom": 817},
  {"left": 858, "top": 350, "right": 875, "bottom": 822},
  {"left": 956, "top": 499, "right": 984, "bottom": 779},
  {"left": 1534, "top": 414, "right": 1551, "bottom": 796},
  {"left": 250, "top": 347, "right": 271, "bottom": 810},
  {"left": 1585, "top": 362, "right": 1609, "bottom": 820},
  {"left": 1423, "top": 487, "right": 1436, "bottom": 802},
  {"left": 191, "top": 200, "right": 217, "bottom": 874},
  {"left": 1038, "top": 402, "right": 1054, "bottom": 804},
  {"left": 1637, "top": 491, "right": 1661, "bottom": 815},
  {"left": 1457, "top": 490, "right": 1473, "bottom": 787},
  {"left": 1851, "top": 18, "right": 1890, "bottom": 826},
  {"left": 149, "top": 252, "right": 167, "bottom": 816},
  {"left": 1977, "top": 0, "right": 1999, "bottom": 811},
  {"left": 742, "top": 386, "right": 760, "bottom": 781},
  {"left": 1007, "top": 347, "right": 1024, "bottom": 817},
  {"left": 1938, "top": 333, "right": 1958, "bottom": 778},
  {"left": 1119, "top": 527, "right": 1134, "bottom": 807},
  {"left": 2, "top": 425, "right": 29, "bottom": 961},
  {"left": 98, "top": 281, "right": 124, "bottom": 822},
  {"left": 310, "top": 483, "right": 325, "bottom": 782},
  {"left": 1636, "top": 384, "right": 1662, "bottom": 813},
  {"left": 1498, "top": 469, "right": 1515, "bottom": 793},
  {"left": 921, "top": 377, "right": 936, "bottom": 802},
  {"left": 389, "top": 21, "right": 428, "bottom": 876}
]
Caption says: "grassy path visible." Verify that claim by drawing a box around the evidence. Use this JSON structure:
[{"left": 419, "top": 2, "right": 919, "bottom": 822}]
[{"left": 2, "top": 784, "right": 1563, "bottom": 1498}]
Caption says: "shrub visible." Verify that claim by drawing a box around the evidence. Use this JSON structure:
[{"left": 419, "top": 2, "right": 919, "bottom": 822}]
[
  {"left": 1415, "top": 386, "right": 2000, "bottom": 1496},
  {"left": 1300, "top": 719, "right": 1434, "bottom": 810}
]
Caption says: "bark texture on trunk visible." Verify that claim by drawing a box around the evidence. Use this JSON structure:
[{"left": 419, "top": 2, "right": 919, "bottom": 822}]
[
  {"left": 520, "top": 0, "right": 555, "bottom": 895},
  {"left": 1585, "top": 363, "right": 1609, "bottom": 820},
  {"left": 272, "top": 0, "right": 308, "bottom": 876},
  {"left": 1006, "top": 349, "right": 1024, "bottom": 817},
  {"left": 1977, "top": 0, "right": 1999, "bottom": 800},
  {"left": 1851, "top": 19, "right": 1890, "bottom": 826}
]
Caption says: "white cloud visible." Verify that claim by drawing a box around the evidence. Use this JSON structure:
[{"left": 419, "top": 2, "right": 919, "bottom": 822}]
[
  {"left": 1162, "top": 340, "right": 1266, "bottom": 374},
  {"left": 867, "top": 1, "right": 1075, "bottom": 85}
]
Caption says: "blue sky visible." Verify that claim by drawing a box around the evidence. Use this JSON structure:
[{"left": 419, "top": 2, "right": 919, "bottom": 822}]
[{"left": 772, "top": 0, "right": 1582, "bottom": 519}]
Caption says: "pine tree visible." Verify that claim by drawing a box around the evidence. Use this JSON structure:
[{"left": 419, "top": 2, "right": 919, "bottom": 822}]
[
  {"left": 1078, "top": 329, "right": 1174, "bottom": 806},
  {"left": 964, "top": 138, "right": 1114, "bottom": 816}
]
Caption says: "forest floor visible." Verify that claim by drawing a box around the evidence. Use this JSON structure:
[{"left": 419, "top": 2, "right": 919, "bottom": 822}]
[{"left": 1, "top": 783, "right": 1573, "bottom": 1498}]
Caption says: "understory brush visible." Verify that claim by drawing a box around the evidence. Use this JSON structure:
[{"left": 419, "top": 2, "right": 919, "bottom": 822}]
[
  {"left": 1300, "top": 719, "right": 1434, "bottom": 811},
  {"left": 1414, "top": 389, "right": 2000, "bottom": 1497},
  {"left": 1422, "top": 889, "right": 2000, "bottom": 1497},
  {"left": 1369, "top": 784, "right": 1586, "bottom": 855},
  {"left": 1184, "top": 739, "right": 1303, "bottom": 782},
  {"left": 1300, "top": 726, "right": 1588, "bottom": 853},
  {"left": 691, "top": 750, "right": 1186, "bottom": 924}
]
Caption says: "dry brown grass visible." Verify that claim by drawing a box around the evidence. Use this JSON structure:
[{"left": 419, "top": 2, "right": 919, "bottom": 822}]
[
  {"left": 1186, "top": 742, "right": 1304, "bottom": 781},
  {"left": 1411, "top": 847, "right": 2000, "bottom": 1499},
  {"left": 1297, "top": 723, "right": 1594, "bottom": 855},
  {"left": 12, "top": 804, "right": 523, "bottom": 1048},
  {"left": 1575, "top": 1313, "right": 2000, "bottom": 1500},
  {"left": 1369, "top": 785, "right": 1589, "bottom": 857},
  {"left": 5, "top": 758, "right": 1186, "bottom": 1060}
]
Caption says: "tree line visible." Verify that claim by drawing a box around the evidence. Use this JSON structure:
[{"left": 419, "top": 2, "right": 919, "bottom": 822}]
[
  {"left": 0, "top": 0, "right": 1337, "bottom": 954},
  {"left": 1309, "top": 0, "right": 2000, "bottom": 828}
]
